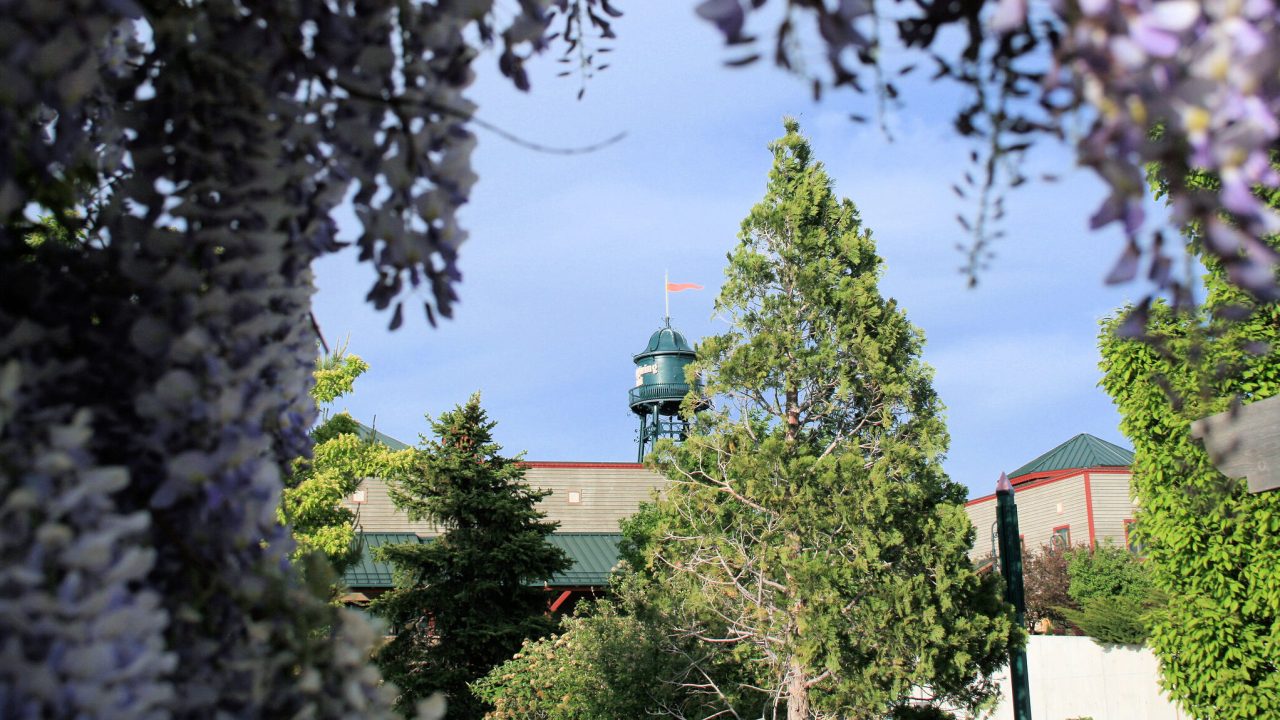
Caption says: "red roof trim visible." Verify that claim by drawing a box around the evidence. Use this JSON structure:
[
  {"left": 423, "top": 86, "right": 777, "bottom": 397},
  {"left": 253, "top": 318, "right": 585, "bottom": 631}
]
[
  {"left": 521, "top": 461, "right": 647, "bottom": 469},
  {"left": 967, "top": 466, "right": 1130, "bottom": 507},
  {"left": 965, "top": 470, "right": 1086, "bottom": 507},
  {"left": 1010, "top": 465, "right": 1130, "bottom": 483},
  {"left": 1010, "top": 467, "right": 1080, "bottom": 485}
]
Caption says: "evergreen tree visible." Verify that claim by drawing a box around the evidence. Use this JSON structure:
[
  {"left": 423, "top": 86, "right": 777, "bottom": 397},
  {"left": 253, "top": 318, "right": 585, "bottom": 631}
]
[
  {"left": 633, "top": 120, "right": 1018, "bottom": 720},
  {"left": 372, "top": 393, "right": 571, "bottom": 718}
]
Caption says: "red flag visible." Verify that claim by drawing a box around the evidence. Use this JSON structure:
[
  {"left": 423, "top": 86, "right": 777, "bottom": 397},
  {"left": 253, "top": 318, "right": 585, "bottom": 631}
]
[{"left": 665, "top": 282, "right": 703, "bottom": 292}]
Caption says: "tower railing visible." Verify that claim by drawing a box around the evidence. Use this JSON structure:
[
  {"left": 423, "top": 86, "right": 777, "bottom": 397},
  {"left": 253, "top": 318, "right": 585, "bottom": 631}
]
[{"left": 628, "top": 383, "right": 693, "bottom": 406}]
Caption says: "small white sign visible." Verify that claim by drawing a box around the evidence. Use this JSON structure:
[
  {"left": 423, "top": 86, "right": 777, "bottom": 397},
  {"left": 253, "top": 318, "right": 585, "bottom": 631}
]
[{"left": 634, "top": 363, "right": 658, "bottom": 386}]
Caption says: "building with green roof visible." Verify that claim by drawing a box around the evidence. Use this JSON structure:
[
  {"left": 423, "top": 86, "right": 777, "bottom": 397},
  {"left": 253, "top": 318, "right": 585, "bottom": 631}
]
[
  {"left": 340, "top": 421, "right": 1141, "bottom": 607},
  {"left": 340, "top": 454, "right": 664, "bottom": 612},
  {"left": 1006, "top": 433, "right": 1134, "bottom": 480},
  {"left": 341, "top": 531, "right": 624, "bottom": 613},
  {"left": 964, "top": 433, "right": 1138, "bottom": 561}
]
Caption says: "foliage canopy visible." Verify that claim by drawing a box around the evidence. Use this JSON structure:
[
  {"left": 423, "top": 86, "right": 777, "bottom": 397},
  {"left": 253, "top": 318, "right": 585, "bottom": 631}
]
[
  {"left": 280, "top": 351, "right": 415, "bottom": 579},
  {"left": 1099, "top": 252, "right": 1280, "bottom": 716},
  {"left": 2, "top": 1, "right": 604, "bottom": 715},
  {"left": 5, "top": 0, "right": 1279, "bottom": 716}
]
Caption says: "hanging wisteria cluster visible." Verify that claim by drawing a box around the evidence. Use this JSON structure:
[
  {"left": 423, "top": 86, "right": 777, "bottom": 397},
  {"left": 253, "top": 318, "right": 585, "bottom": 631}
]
[
  {"left": 697, "top": 0, "right": 1280, "bottom": 307},
  {"left": 0, "top": 0, "right": 602, "bottom": 717},
  {"left": 1034, "top": 0, "right": 1280, "bottom": 305}
]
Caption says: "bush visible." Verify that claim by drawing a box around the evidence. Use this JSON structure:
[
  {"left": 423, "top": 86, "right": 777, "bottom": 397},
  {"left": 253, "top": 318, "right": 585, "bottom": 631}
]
[
  {"left": 1062, "top": 596, "right": 1151, "bottom": 646},
  {"left": 1023, "top": 542, "right": 1079, "bottom": 634},
  {"left": 1061, "top": 544, "right": 1160, "bottom": 645},
  {"left": 1067, "top": 544, "right": 1151, "bottom": 603},
  {"left": 474, "top": 597, "right": 679, "bottom": 720}
]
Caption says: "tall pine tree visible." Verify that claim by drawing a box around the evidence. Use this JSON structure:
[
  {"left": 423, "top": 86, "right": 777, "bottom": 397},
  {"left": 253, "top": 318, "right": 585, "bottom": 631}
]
[
  {"left": 373, "top": 394, "right": 570, "bottom": 718},
  {"left": 634, "top": 119, "right": 1018, "bottom": 720}
]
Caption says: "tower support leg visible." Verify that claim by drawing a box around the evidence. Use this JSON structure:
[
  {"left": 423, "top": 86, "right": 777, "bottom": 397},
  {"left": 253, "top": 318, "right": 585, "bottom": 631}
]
[{"left": 637, "top": 413, "right": 647, "bottom": 463}]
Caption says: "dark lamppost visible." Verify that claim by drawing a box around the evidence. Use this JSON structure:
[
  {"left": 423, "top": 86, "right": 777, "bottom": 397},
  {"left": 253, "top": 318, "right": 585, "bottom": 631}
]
[{"left": 996, "top": 471, "right": 1032, "bottom": 720}]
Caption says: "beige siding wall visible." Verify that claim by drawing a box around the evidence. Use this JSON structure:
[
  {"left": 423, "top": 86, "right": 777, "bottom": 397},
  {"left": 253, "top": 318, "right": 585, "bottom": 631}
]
[
  {"left": 345, "top": 464, "right": 667, "bottom": 535},
  {"left": 523, "top": 465, "right": 666, "bottom": 532},
  {"left": 965, "top": 474, "right": 1090, "bottom": 558},
  {"left": 1016, "top": 475, "right": 1090, "bottom": 551},
  {"left": 1088, "top": 471, "right": 1135, "bottom": 548},
  {"left": 348, "top": 476, "right": 440, "bottom": 535},
  {"left": 966, "top": 499, "right": 998, "bottom": 562}
]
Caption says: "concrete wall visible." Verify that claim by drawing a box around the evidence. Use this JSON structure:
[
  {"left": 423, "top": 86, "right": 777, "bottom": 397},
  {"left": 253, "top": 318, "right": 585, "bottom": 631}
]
[{"left": 984, "top": 636, "right": 1188, "bottom": 720}]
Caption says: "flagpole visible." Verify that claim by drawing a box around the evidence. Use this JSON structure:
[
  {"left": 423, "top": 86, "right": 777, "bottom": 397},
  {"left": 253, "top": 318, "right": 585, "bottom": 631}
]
[{"left": 664, "top": 269, "right": 669, "bottom": 324}]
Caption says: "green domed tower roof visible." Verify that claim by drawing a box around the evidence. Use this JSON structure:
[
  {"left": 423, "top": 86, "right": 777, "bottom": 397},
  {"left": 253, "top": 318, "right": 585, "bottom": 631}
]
[{"left": 636, "top": 325, "right": 694, "bottom": 357}]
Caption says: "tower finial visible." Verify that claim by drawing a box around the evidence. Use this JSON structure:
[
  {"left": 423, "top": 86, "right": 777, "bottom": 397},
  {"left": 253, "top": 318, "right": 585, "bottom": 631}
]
[{"left": 664, "top": 269, "right": 669, "bottom": 325}]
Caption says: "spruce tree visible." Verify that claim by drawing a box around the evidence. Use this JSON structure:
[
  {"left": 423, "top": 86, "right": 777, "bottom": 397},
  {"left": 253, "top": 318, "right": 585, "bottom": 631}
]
[
  {"left": 634, "top": 119, "right": 1018, "bottom": 720},
  {"left": 372, "top": 393, "right": 570, "bottom": 718}
]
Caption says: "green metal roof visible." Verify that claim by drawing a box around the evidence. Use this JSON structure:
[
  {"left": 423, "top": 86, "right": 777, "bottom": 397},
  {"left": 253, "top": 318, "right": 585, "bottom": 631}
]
[
  {"left": 546, "top": 533, "right": 623, "bottom": 586},
  {"left": 637, "top": 325, "right": 693, "bottom": 356},
  {"left": 352, "top": 420, "right": 411, "bottom": 451},
  {"left": 344, "top": 532, "right": 423, "bottom": 587},
  {"left": 341, "top": 532, "right": 623, "bottom": 589},
  {"left": 1008, "top": 433, "right": 1134, "bottom": 479}
]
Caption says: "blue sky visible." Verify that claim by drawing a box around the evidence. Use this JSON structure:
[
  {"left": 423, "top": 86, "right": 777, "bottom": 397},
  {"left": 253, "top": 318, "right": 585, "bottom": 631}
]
[{"left": 312, "top": 6, "right": 1153, "bottom": 499}]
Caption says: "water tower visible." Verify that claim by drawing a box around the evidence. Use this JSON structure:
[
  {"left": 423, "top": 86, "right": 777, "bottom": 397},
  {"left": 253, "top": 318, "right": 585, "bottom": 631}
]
[{"left": 629, "top": 319, "right": 701, "bottom": 461}]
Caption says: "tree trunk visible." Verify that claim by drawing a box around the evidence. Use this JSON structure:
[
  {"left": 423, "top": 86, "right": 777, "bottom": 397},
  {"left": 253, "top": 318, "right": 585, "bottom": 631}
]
[
  {"left": 787, "top": 657, "right": 811, "bottom": 720},
  {"left": 786, "top": 387, "right": 800, "bottom": 442}
]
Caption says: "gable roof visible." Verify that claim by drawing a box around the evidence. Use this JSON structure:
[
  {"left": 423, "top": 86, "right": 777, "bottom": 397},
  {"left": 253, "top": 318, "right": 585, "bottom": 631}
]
[
  {"left": 351, "top": 420, "right": 412, "bottom": 451},
  {"left": 341, "top": 532, "right": 623, "bottom": 589},
  {"left": 1008, "top": 433, "right": 1134, "bottom": 479}
]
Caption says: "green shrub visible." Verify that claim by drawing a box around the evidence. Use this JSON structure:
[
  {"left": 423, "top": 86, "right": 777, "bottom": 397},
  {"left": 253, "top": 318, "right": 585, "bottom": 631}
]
[
  {"left": 1059, "top": 544, "right": 1160, "bottom": 645},
  {"left": 1067, "top": 544, "right": 1151, "bottom": 603},
  {"left": 474, "top": 598, "right": 679, "bottom": 720},
  {"left": 1061, "top": 595, "right": 1151, "bottom": 645}
]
